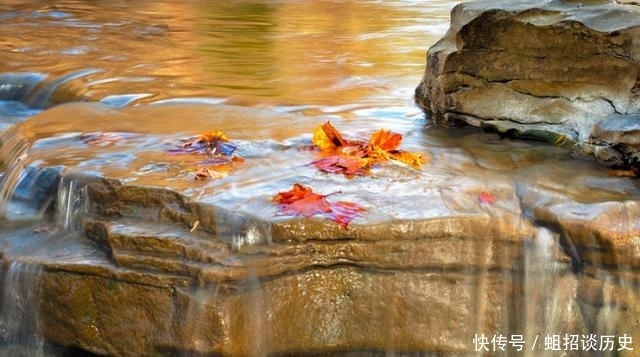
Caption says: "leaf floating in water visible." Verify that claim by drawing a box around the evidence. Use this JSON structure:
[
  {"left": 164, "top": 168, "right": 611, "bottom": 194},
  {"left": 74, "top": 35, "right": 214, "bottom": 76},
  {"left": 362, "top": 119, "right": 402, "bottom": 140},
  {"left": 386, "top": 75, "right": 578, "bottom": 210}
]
[
  {"left": 478, "top": 191, "right": 496, "bottom": 204},
  {"left": 167, "top": 130, "right": 237, "bottom": 156},
  {"left": 273, "top": 183, "right": 365, "bottom": 229},
  {"left": 167, "top": 130, "right": 243, "bottom": 180},
  {"left": 310, "top": 121, "right": 426, "bottom": 176}
]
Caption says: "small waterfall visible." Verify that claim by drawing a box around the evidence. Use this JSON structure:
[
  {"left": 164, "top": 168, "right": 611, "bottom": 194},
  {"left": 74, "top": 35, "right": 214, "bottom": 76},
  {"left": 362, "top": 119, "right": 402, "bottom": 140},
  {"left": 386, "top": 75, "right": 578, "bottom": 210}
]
[
  {"left": 0, "top": 126, "right": 31, "bottom": 217},
  {"left": 239, "top": 274, "right": 268, "bottom": 357},
  {"left": 178, "top": 276, "right": 269, "bottom": 357},
  {"left": 0, "top": 164, "right": 60, "bottom": 223},
  {"left": 24, "top": 69, "right": 103, "bottom": 109},
  {"left": 0, "top": 261, "right": 45, "bottom": 357},
  {"left": 177, "top": 285, "right": 222, "bottom": 355},
  {"left": 0, "top": 73, "right": 47, "bottom": 103},
  {"left": 212, "top": 209, "right": 272, "bottom": 250},
  {"left": 522, "top": 227, "right": 559, "bottom": 357},
  {"left": 520, "top": 227, "right": 601, "bottom": 357},
  {"left": 55, "top": 176, "right": 88, "bottom": 231},
  {"left": 0, "top": 125, "right": 68, "bottom": 224},
  {"left": 176, "top": 208, "right": 271, "bottom": 357}
]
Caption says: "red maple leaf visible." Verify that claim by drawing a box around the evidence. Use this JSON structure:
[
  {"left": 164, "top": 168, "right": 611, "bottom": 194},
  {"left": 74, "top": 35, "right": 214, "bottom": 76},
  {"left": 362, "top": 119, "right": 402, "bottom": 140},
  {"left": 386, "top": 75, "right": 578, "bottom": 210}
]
[
  {"left": 273, "top": 183, "right": 365, "bottom": 228},
  {"left": 273, "top": 183, "right": 314, "bottom": 204},
  {"left": 311, "top": 155, "right": 371, "bottom": 176},
  {"left": 478, "top": 191, "right": 496, "bottom": 204},
  {"left": 326, "top": 201, "right": 367, "bottom": 228}
]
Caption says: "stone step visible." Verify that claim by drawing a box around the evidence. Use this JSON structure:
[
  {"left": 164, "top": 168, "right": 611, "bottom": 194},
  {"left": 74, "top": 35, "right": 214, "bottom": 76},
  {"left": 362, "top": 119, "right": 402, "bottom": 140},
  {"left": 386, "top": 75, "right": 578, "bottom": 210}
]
[
  {"left": 83, "top": 217, "right": 230, "bottom": 263},
  {"left": 81, "top": 216, "right": 573, "bottom": 285}
]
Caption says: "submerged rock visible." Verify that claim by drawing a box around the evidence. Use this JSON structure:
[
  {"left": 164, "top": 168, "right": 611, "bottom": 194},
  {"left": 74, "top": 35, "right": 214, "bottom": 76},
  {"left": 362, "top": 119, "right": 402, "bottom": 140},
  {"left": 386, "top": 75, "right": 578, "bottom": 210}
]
[{"left": 415, "top": 0, "right": 640, "bottom": 170}]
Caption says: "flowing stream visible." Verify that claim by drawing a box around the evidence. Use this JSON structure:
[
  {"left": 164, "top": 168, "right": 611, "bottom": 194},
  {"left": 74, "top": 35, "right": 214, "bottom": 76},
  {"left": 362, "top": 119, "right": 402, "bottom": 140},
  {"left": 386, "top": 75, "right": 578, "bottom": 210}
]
[
  {"left": 0, "top": 1, "right": 639, "bottom": 357},
  {"left": 0, "top": 261, "right": 45, "bottom": 357}
]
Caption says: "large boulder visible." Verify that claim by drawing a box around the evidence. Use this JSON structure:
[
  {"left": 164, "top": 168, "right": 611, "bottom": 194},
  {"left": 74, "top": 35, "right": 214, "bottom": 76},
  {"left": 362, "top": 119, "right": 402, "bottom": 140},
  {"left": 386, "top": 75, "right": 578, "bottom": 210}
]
[{"left": 415, "top": 0, "right": 640, "bottom": 170}]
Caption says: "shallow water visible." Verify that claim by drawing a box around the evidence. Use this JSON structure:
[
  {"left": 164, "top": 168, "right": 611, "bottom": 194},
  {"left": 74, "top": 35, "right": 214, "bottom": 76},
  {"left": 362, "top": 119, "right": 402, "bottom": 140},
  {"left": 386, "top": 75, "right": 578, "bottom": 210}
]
[
  {"left": 0, "top": 1, "right": 452, "bottom": 110},
  {"left": 0, "top": 0, "right": 458, "bottom": 183}
]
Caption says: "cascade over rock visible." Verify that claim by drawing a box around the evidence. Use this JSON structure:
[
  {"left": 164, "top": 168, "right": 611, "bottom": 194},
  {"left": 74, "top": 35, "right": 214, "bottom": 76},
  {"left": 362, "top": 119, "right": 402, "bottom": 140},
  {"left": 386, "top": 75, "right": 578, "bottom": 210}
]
[
  {"left": 415, "top": 0, "right": 640, "bottom": 170},
  {"left": 0, "top": 102, "right": 639, "bottom": 356}
]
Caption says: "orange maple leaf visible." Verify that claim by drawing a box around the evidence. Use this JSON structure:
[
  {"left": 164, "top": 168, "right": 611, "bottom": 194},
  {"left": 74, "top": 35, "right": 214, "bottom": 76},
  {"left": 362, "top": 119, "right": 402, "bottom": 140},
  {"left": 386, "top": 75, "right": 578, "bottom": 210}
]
[
  {"left": 168, "top": 130, "right": 236, "bottom": 156},
  {"left": 273, "top": 183, "right": 365, "bottom": 228},
  {"left": 370, "top": 129, "right": 402, "bottom": 151}
]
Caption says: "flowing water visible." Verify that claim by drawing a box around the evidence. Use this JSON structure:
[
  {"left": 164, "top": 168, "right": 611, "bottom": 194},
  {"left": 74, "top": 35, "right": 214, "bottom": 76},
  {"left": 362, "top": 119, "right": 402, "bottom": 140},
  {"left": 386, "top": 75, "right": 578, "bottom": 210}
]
[
  {"left": 0, "top": 261, "right": 45, "bottom": 357},
  {"left": 1, "top": 1, "right": 640, "bottom": 357}
]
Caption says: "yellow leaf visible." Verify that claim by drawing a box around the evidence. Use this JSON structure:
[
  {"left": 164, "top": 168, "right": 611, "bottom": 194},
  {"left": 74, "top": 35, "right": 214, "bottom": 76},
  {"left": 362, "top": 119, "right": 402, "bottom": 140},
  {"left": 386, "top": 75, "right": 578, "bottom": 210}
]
[
  {"left": 312, "top": 121, "right": 349, "bottom": 151},
  {"left": 200, "top": 130, "right": 228, "bottom": 143},
  {"left": 388, "top": 150, "right": 426, "bottom": 169}
]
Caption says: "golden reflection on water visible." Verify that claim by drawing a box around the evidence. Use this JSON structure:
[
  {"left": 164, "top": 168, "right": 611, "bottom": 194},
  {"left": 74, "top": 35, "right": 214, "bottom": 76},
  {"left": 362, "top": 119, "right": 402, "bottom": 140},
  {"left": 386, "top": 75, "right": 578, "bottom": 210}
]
[{"left": 0, "top": 1, "right": 454, "bottom": 108}]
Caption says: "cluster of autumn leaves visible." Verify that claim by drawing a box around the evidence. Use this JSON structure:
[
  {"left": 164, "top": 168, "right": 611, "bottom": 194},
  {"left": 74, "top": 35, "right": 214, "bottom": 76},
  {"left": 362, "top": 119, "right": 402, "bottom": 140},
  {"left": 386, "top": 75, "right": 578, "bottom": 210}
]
[
  {"left": 80, "top": 122, "right": 500, "bottom": 228},
  {"left": 166, "top": 122, "right": 426, "bottom": 228},
  {"left": 311, "top": 121, "right": 424, "bottom": 176}
]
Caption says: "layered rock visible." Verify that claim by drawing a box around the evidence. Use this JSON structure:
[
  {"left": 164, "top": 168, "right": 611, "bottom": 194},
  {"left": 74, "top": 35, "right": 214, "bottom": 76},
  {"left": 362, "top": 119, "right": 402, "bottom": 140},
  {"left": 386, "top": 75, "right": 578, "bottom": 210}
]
[
  {"left": 415, "top": 0, "right": 640, "bottom": 170},
  {"left": 1, "top": 103, "right": 640, "bottom": 356}
]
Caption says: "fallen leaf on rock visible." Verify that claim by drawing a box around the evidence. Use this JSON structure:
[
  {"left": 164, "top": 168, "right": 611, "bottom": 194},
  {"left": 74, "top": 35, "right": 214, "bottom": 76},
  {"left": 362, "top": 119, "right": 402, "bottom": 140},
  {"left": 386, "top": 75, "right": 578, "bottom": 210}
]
[
  {"left": 310, "top": 121, "right": 425, "bottom": 176},
  {"left": 312, "top": 121, "right": 350, "bottom": 151},
  {"left": 273, "top": 183, "right": 365, "bottom": 228},
  {"left": 167, "top": 130, "right": 237, "bottom": 156},
  {"left": 369, "top": 129, "right": 402, "bottom": 151},
  {"left": 478, "top": 191, "right": 496, "bottom": 204},
  {"left": 167, "top": 130, "right": 243, "bottom": 180},
  {"left": 387, "top": 150, "right": 425, "bottom": 168},
  {"left": 311, "top": 155, "right": 371, "bottom": 177},
  {"left": 326, "top": 200, "right": 368, "bottom": 228}
]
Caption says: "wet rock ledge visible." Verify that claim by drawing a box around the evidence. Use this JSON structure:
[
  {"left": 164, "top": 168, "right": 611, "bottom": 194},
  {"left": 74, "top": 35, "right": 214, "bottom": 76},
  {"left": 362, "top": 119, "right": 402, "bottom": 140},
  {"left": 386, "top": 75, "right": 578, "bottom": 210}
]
[
  {"left": 415, "top": 0, "right": 640, "bottom": 170},
  {"left": 0, "top": 101, "right": 639, "bottom": 357}
]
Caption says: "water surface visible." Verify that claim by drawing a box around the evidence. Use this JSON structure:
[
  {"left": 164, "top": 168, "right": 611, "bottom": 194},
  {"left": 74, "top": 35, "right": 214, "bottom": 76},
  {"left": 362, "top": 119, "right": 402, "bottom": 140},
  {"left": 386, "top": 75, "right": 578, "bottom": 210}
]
[{"left": 0, "top": 1, "right": 454, "bottom": 112}]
